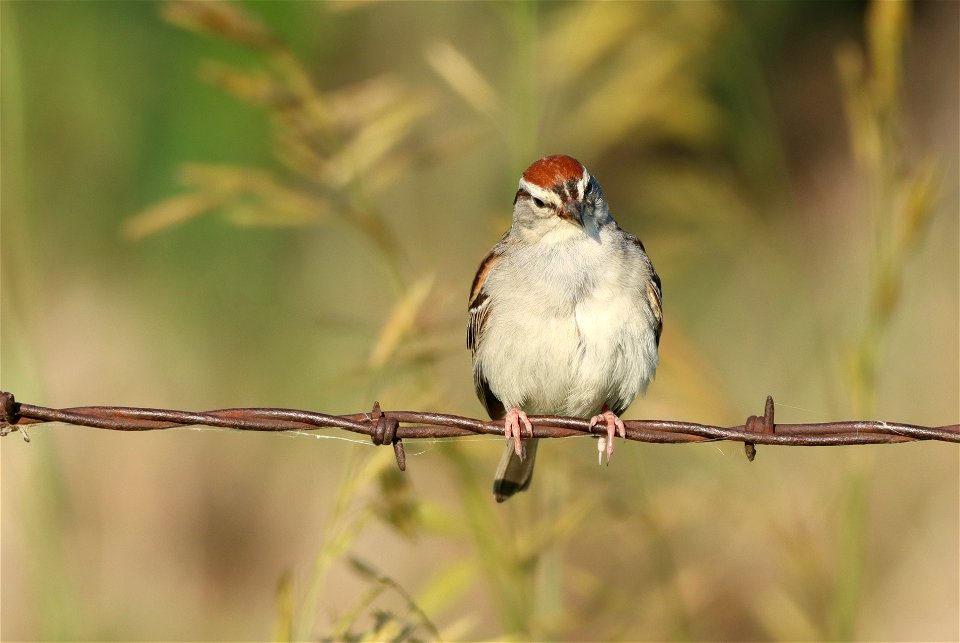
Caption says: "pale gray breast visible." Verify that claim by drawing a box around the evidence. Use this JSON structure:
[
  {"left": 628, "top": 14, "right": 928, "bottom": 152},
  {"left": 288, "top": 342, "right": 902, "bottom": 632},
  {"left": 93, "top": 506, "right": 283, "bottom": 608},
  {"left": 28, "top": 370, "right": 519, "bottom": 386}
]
[
  {"left": 476, "top": 234, "right": 655, "bottom": 417},
  {"left": 566, "top": 239, "right": 658, "bottom": 416}
]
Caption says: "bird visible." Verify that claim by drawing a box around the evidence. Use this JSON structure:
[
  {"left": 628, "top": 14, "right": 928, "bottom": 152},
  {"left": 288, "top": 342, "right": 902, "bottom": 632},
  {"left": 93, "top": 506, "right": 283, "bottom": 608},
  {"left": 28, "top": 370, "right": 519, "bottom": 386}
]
[{"left": 467, "top": 154, "right": 662, "bottom": 502}]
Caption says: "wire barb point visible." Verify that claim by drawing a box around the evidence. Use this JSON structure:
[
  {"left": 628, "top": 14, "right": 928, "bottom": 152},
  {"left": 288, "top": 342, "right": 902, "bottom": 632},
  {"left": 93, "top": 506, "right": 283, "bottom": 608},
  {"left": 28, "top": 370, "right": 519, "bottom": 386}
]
[
  {"left": 744, "top": 395, "right": 776, "bottom": 462},
  {"left": 367, "top": 401, "right": 405, "bottom": 471},
  {"left": 0, "top": 391, "right": 28, "bottom": 442}
]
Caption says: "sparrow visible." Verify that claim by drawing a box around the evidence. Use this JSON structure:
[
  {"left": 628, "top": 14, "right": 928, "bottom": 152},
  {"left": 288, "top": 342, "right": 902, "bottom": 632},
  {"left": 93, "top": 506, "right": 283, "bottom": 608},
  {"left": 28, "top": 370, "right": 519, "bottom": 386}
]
[{"left": 467, "top": 154, "right": 662, "bottom": 502}]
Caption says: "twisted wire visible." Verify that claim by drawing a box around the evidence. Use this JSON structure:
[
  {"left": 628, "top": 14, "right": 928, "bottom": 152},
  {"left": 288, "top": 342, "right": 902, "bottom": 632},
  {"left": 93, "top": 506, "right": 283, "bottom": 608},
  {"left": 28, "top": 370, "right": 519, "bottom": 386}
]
[{"left": 1, "top": 391, "right": 956, "bottom": 470}]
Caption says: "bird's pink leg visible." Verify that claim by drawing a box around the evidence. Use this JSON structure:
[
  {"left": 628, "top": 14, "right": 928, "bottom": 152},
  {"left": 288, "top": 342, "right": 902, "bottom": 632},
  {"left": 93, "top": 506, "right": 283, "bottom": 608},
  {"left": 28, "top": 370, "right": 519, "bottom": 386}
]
[
  {"left": 504, "top": 407, "right": 533, "bottom": 459},
  {"left": 590, "top": 404, "right": 626, "bottom": 465}
]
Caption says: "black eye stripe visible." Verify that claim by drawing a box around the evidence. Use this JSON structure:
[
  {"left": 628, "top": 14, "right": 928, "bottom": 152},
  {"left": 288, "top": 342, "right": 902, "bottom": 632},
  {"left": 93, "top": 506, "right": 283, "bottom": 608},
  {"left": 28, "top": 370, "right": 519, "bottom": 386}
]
[{"left": 584, "top": 181, "right": 592, "bottom": 195}]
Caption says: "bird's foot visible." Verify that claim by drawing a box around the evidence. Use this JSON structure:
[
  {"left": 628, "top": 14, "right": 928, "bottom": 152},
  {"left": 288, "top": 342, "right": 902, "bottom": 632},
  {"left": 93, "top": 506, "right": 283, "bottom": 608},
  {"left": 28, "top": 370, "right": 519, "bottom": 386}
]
[
  {"left": 504, "top": 407, "right": 533, "bottom": 460},
  {"left": 590, "top": 405, "right": 625, "bottom": 465}
]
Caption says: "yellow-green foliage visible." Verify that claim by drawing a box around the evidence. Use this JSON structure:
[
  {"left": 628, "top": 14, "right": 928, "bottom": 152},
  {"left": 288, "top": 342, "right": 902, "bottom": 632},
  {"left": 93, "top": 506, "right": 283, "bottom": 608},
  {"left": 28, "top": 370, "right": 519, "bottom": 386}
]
[{"left": 1, "top": 1, "right": 956, "bottom": 641}]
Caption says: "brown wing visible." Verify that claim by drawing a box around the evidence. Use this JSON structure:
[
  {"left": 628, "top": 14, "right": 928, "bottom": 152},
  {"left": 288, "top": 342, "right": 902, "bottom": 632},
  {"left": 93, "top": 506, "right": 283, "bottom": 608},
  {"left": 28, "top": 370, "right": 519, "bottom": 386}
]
[
  {"left": 467, "top": 234, "right": 507, "bottom": 353},
  {"left": 625, "top": 233, "right": 662, "bottom": 347},
  {"left": 647, "top": 269, "right": 663, "bottom": 346},
  {"left": 468, "top": 236, "right": 508, "bottom": 419}
]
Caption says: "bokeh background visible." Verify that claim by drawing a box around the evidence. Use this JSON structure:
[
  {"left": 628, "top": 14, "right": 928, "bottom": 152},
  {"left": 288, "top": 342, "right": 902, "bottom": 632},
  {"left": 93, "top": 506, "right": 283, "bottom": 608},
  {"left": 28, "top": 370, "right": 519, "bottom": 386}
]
[{"left": 2, "top": 1, "right": 957, "bottom": 641}]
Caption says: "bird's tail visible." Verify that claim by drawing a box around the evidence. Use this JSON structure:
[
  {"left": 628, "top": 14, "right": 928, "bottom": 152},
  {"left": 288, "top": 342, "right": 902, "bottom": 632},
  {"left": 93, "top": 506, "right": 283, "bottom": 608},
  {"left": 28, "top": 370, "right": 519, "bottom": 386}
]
[{"left": 493, "top": 438, "right": 539, "bottom": 502}]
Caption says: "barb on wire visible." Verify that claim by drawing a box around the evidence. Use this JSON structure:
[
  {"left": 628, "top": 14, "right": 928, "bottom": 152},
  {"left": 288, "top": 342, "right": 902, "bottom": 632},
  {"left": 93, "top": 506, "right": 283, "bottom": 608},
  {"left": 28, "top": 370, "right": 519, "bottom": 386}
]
[{"left": 1, "top": 391, "right": 956, "bottom": 471}]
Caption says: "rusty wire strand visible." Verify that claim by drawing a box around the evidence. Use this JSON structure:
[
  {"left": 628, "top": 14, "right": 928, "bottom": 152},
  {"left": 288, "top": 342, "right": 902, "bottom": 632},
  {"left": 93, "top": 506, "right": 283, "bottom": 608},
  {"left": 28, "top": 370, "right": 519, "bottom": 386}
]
[{"left": 1, "top": 391, "right": 957, "bottom": 470}]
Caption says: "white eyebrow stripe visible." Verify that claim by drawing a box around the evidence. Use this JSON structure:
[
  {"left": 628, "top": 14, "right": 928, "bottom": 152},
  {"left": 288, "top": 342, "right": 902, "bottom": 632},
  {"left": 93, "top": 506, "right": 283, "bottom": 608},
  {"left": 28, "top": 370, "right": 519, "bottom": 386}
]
[
  {"left": 576, "top": 170, "right": 590, "bottom": 196},
  {"left": 518, "top": 178, "right": 563, "bottom": 206}
]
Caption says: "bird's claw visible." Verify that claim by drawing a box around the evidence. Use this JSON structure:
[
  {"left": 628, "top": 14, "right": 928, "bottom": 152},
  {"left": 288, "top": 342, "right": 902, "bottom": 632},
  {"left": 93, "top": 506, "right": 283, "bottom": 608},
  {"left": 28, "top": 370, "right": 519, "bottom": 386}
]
[
  {"left": 505, "top": 408, "right": 533, "bottom": 460},
  {"left": 590, "top": 407, "right": 626, "bottom": 465}
]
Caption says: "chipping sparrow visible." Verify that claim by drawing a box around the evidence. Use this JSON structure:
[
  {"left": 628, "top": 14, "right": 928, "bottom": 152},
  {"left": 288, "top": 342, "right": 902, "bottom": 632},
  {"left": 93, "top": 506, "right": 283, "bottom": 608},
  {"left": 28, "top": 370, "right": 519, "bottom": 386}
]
[{"left": 468, "top": 154, "right": 662, "bottom": 502}]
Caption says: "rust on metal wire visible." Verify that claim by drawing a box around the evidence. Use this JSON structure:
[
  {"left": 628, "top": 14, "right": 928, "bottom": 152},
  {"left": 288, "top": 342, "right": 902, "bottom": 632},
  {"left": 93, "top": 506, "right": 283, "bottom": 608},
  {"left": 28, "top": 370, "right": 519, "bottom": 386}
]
[
  {"left": 743, "top": 395, "right": 776, "bottom": 461},
  {"left": 366, "top": 401, "right": 405, "bottom": 471},
  {"left": 0, "top": 390, "right": 957, "bottom": 471}
]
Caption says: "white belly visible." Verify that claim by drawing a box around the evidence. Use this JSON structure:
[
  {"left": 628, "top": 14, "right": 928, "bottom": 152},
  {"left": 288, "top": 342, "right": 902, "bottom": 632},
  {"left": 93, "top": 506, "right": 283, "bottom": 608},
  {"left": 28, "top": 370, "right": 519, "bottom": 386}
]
[{"left": 476, "top": 243, "right": 658, "bottom": 418}]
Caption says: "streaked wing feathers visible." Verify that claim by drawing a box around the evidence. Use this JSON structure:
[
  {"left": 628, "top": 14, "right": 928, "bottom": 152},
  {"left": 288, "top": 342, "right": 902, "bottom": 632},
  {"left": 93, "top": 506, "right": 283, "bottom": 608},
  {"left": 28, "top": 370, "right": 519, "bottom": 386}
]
[
  {"left": 468, "top": 236, "right": 509, "bottom": 419},
  {"left": 648, "top": 270, "right": 663, "bottom": 346},
  {"left": 626, "top": 233, "right": 662, "bottom": 347},
  {"left": 467, "top": 235, "right": 507, "bottom": 352}
]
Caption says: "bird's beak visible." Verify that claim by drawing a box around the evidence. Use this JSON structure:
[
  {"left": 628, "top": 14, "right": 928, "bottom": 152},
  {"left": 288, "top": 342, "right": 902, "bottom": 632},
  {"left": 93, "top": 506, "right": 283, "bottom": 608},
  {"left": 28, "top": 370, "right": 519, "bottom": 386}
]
[{"left": 560, "top": 199, "right": 584, "bottom": 227}]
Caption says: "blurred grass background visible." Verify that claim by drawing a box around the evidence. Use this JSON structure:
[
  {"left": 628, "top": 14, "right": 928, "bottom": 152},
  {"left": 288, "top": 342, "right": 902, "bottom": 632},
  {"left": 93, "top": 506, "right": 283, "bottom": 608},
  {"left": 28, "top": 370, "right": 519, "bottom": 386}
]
[{"left": 1, "top": 1, "right": 957, "bottom": 641}]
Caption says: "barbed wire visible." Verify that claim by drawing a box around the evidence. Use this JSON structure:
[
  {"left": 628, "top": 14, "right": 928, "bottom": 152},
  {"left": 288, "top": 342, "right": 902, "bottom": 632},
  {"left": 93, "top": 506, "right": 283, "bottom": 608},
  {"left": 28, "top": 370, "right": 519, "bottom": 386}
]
[{"left": 1, "top": 391, "right": 956, "bottom": 470}]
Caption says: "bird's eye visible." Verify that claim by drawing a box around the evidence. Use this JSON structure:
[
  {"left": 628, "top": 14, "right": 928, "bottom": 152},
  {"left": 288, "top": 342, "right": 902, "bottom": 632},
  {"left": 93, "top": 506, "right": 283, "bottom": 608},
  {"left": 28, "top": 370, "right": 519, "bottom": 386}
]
[{"left": 533, "top": 197, "right": 545, "bottom": 208}]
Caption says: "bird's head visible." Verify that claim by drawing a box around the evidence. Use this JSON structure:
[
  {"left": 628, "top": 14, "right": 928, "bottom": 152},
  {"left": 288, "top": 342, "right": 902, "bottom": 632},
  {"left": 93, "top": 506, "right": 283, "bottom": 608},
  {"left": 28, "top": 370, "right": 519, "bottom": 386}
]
[{"left": 511, "top": 155, "right": 609, "bottom": 243}]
